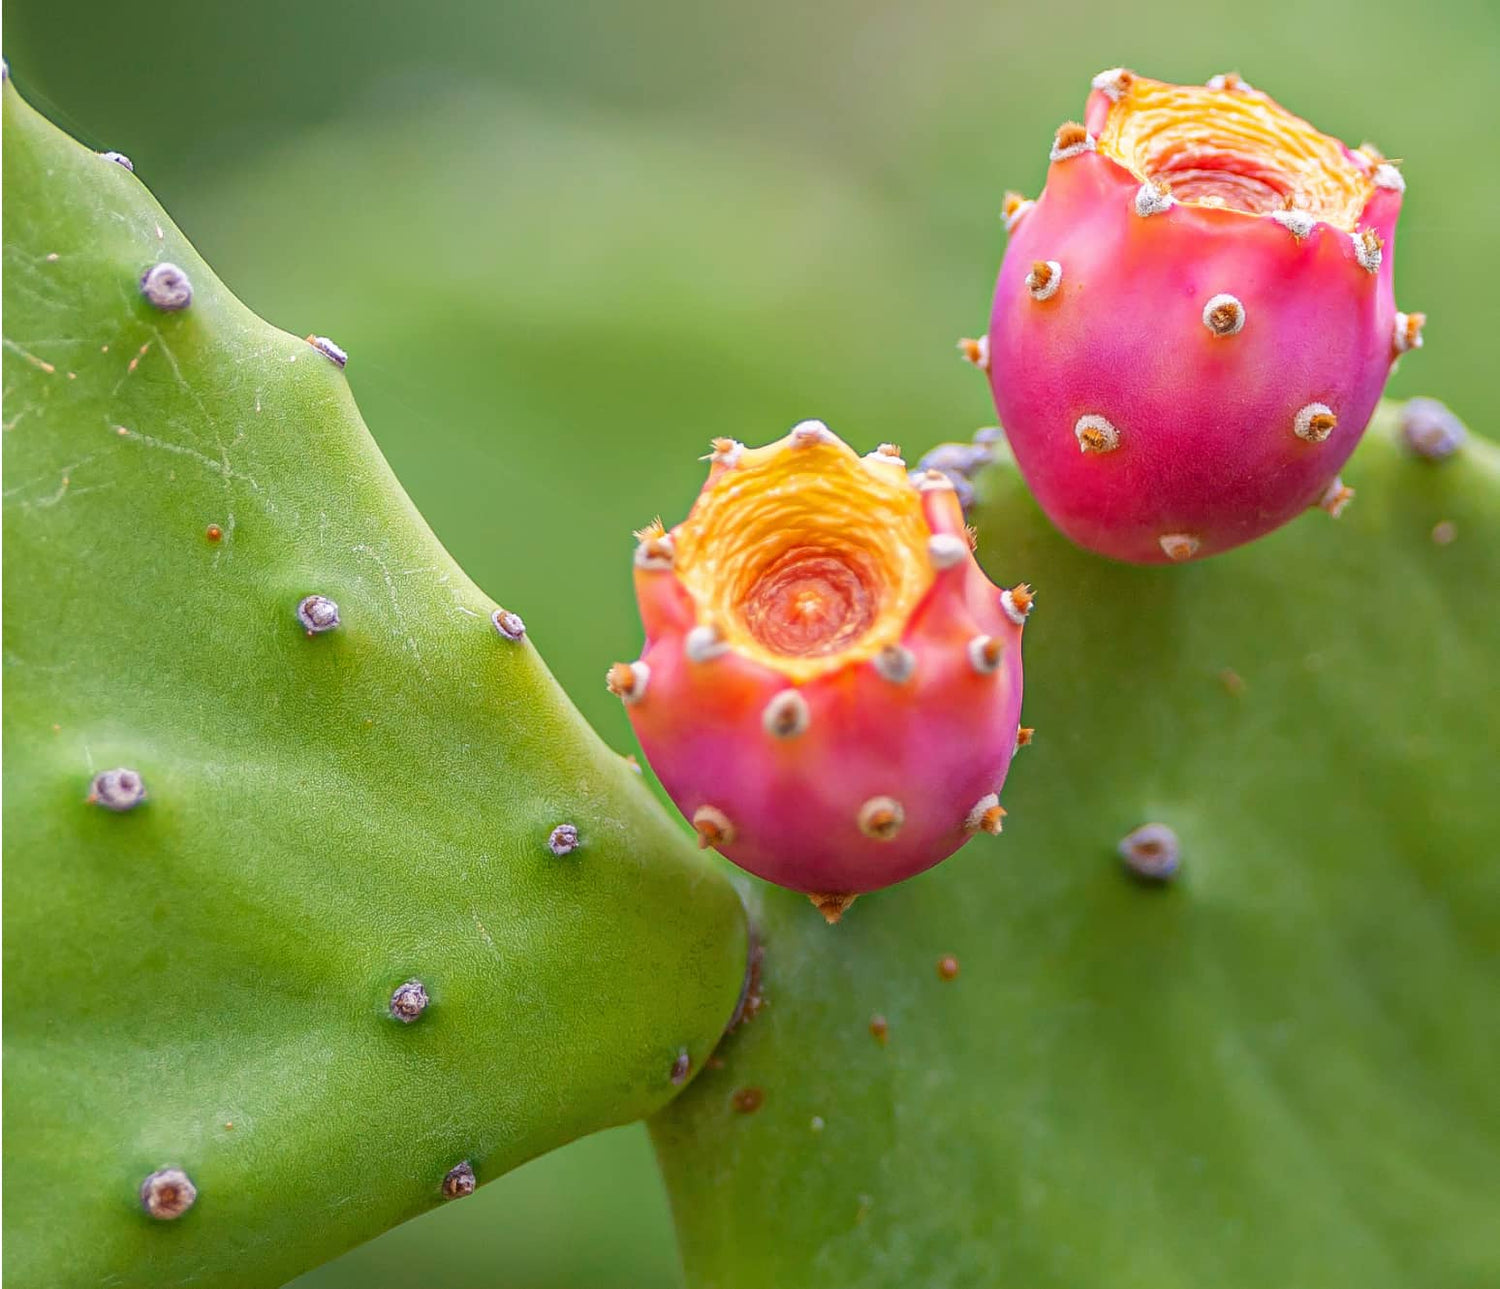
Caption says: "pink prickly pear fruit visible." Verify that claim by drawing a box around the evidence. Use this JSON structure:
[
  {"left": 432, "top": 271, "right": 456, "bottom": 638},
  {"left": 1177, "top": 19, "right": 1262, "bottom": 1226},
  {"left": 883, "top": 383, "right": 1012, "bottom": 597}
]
[
  {"left": 609, "top": 424, "right": 1030, "bottom": 921},
  {"left": 986, "top": 70, "right": 1420, "bottom": 563}
]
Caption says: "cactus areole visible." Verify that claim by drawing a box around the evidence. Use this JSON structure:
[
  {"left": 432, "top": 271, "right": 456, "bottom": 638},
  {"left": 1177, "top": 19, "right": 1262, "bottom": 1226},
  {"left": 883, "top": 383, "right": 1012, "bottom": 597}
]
[
  {"left": 613, "top": 425, "right": 1028, "bottom": 911},
  {"left": 987, "top": 71, "right": 1414, "bottom": 563}
]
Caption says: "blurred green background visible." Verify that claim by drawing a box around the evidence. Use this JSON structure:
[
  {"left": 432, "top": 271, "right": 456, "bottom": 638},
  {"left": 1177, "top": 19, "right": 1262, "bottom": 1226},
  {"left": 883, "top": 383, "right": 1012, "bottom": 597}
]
[{"left": 6, "top": 1, "right": 1496, "bottom": 1284}]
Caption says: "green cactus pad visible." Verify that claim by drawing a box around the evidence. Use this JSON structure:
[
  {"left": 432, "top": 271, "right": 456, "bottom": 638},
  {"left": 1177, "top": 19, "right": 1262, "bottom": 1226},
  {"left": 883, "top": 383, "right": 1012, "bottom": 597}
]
[
  {"left": 1, "top": 82, "right": 747, "bottom": 1289},
  {"left": 651, "top": 406, "right": 1500, "bottom": 1287}
]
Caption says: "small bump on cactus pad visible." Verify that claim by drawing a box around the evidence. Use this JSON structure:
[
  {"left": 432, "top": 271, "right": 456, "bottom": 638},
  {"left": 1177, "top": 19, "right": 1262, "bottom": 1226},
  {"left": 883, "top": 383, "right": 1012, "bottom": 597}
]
[
  {"left": 1, "top": 80, "right": 747, "bottom": 1289},
  {"left": 610, "top": 424, "right": 1029, "bottom": 907},
  {"left": 984, "top": 71, "right": 1416, "bottom": 563}
]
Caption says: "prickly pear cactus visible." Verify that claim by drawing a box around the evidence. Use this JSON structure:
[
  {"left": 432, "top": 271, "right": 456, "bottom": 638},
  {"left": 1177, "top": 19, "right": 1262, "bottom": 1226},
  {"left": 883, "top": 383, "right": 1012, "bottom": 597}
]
[
  {"left": 651, "top": 404, "right": 1500, "bottom": 1287},
  {"left": 1, "top": 81, "right": 747, "bottom": 1289}
]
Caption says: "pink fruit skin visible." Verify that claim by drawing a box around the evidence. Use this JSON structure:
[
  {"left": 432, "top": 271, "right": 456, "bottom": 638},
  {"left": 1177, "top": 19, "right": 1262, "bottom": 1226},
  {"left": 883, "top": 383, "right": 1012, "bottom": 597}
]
[
  {"left": 624, "top": 479, "right": 1025, "bottom": 896},
  {"left": 987, "top": 83, "right": 1403, "bottom": 563}
]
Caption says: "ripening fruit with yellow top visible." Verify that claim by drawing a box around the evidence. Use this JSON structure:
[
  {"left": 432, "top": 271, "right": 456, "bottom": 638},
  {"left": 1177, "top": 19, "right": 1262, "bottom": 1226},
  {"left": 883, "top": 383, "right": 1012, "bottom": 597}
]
[
  {"left": 608, "top": 422, "right": 1031, "bottom": 921},
  {"left": 981, "top": 70, "right": 1419, "bottom": 563}
]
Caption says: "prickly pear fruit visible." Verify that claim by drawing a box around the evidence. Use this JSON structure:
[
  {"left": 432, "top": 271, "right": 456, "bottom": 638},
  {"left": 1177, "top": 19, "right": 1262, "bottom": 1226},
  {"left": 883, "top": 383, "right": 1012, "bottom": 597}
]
[
  {"left": 985, "top": 70, "right": 1417, "bottom": 563},
  {"left": 611, "top": 425, "right": 1028, "bottom": 914}
]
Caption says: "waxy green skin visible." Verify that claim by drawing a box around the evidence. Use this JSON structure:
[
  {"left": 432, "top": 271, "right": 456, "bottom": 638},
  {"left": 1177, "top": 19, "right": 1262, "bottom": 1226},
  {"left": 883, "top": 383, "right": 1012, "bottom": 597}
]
[
  {"left": 652, "top": 410, "right": 1500, "bottom": 1288},
  {"left": 1, "top": 83, "right": 747, "bottom": 1289}
]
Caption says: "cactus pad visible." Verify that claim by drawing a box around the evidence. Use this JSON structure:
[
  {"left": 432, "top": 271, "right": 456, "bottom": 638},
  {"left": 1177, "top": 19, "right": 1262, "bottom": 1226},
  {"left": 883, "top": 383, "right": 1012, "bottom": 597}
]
[
  {"left": 1, "top": 82, "right": 747, "bottom": 1289},
  {"left": 651, "top": 404, "right": 1500, "bottom": 1287}
]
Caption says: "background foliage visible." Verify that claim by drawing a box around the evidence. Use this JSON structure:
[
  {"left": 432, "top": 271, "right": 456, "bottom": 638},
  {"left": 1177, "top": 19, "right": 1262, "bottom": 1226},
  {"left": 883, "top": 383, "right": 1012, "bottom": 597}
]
[{"left": 7, "top": 0, "right": 1498, "bottom": 1284}]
